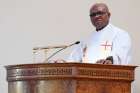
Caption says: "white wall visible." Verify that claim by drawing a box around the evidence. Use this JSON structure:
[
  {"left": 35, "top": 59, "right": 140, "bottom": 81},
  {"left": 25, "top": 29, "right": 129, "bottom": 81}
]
[{"left": 0, "top": 0, "right": 139, "bottom": 93}]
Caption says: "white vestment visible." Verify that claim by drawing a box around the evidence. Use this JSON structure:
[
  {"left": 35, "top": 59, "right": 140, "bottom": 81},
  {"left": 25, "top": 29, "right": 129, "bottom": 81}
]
[{"left": 67, "top": 24, "right": 132, "bottom": 65}]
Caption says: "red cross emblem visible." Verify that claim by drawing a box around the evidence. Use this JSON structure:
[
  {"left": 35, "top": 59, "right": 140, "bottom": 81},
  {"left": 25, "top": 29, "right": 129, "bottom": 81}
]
[{"left": 100, "top": 41, "right": 112, "bottom": 50}]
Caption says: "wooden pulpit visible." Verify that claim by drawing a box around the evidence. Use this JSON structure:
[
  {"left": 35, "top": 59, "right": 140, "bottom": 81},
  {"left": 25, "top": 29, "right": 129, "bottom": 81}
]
[{"left": 5, "top": 63, "right": 137, "bottom": 93}]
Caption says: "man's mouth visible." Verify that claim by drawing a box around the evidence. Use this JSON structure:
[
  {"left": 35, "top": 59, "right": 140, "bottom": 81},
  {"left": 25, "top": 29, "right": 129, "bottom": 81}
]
[{"left": 95, "top": 18, "right": 102, "bottom": 22}]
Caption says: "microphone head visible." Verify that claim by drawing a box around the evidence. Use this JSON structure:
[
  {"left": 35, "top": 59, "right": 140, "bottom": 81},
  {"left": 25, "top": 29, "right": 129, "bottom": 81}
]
[{"left": 75, "top": 41, "right": 80, "bottom": 44}]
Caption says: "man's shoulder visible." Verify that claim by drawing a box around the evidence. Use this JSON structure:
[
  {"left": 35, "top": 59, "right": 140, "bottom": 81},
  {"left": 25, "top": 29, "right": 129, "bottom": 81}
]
[
  {"left": 110, "top": 24, "right": 131, "bottom": 41},
  {"left": 111, "top": 24, "right": 130, "bottom": 36}
]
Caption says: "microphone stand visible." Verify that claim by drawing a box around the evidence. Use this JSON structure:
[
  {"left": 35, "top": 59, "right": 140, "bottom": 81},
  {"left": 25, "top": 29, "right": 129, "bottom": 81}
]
[
  {"left": 44, "top": 41, "right": 80, "bottom": 62},
  {"left": 45, "top": 46, "right": 67, "bottom": 62}
]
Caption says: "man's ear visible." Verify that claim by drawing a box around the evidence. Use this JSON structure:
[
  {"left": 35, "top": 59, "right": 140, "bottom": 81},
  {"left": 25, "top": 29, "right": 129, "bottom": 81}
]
[{"left": 108, "top": 12, "right": 111, "bottom": 18}]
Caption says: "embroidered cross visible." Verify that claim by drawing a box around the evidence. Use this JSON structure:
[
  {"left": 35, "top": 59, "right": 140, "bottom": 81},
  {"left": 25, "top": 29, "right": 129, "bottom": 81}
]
[{"left": 101, "top": 41, "right": 112, "bottom": 50}]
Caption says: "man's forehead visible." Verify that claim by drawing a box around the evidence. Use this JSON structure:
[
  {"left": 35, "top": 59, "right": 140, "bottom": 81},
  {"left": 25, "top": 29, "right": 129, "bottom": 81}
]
[{"left": 90, "top": 4, "right": 109, "bottom": 13}]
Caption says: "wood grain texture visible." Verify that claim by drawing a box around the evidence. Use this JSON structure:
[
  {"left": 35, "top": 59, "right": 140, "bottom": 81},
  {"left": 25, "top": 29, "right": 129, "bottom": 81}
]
[
  {"left": 76, "top": 80, "right": 130, "bottom": 93},
  {"left": 5, "top": 63, "right": 136, "bottom": 93}
]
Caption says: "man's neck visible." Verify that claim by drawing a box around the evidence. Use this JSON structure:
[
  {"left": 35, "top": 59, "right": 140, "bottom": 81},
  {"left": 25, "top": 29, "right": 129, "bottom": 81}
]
[{"left": 96, "top": 23, "right": 109, "bottom": 31}]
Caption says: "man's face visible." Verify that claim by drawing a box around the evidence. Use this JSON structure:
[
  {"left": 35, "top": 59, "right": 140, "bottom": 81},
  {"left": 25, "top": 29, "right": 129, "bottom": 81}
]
[{"left": 90, "top": 5, "right": 110, "bottom": 31}]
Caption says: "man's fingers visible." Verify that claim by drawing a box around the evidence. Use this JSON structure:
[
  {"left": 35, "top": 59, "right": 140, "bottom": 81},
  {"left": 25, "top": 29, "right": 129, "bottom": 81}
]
[
  {"left": 104, "top": 60, "right": 113, "bottom": 64},
  {"left": 96, "top": 59, "right": 105, "bottom": 64},
  {"left": 96, "top": 59, "right": 113, "bottom": 64}
]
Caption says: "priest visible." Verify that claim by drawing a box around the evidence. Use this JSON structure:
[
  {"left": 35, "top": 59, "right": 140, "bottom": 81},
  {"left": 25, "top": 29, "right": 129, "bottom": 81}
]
[{"left": 67, "top": 3, "right": 132, "bottom": 65}]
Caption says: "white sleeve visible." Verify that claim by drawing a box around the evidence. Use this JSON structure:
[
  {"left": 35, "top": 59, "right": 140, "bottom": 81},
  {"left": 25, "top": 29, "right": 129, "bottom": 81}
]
[{"left": 112, "top": 32, "right": 132, "bottom": 65}]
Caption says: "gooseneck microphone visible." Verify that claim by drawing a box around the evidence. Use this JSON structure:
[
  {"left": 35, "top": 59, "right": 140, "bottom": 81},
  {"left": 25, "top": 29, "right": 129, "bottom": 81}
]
[{"left": 45, "top": 41, "right": 80, "bottom": 62}]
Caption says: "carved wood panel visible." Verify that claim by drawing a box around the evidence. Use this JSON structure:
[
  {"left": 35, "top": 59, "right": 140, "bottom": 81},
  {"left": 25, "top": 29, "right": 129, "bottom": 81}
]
[
  {"left": 6, "top": 63, "right": 136, "bottom": 93},
  {"left": 76, "top": 80, "right": 130, "bottom": 93}
]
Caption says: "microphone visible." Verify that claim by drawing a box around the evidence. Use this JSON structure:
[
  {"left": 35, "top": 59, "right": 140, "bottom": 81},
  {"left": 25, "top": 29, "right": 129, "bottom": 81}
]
[
  {"left": 33, "top": 45, "right": 67, "bottom": 50},
  {"left": 45, "top": 41, "right": 80, "bottom": 62}
]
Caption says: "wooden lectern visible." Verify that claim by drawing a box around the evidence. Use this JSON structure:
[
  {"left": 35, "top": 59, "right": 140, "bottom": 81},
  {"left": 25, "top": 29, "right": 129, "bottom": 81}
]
[{"left": 6, "top": 63, "right": 137, "bottom": 93}]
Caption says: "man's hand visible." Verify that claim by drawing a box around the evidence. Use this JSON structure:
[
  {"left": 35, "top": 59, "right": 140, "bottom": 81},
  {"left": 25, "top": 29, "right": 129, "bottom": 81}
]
[
  {"left": 96, "top": 58, "right": 113, "bottom": 64},
  {"left": 103, "top": 60, "right": 113, "bottom": 64},
  {"left": 96, "top": 59, "right": 106, "bottom": 64},
  {"left": 106, "top": 56, "right": 113, "bottom": 64}
]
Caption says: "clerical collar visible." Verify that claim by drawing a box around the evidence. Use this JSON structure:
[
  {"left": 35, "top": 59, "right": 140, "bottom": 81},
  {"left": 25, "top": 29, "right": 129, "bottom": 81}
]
[{"left": 96, "top": 23, "right": 111, "bottom": 32}]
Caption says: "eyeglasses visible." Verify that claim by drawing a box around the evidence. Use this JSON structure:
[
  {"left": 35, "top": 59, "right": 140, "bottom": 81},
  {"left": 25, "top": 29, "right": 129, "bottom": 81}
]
[{"left": 90, "top": 12, "right": 107, "bottom": 17}]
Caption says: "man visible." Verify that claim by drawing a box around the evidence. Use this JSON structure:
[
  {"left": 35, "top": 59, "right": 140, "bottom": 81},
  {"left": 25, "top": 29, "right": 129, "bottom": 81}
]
[{"left": 67, "top": 3, "right": 131, "bottom": 65}]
